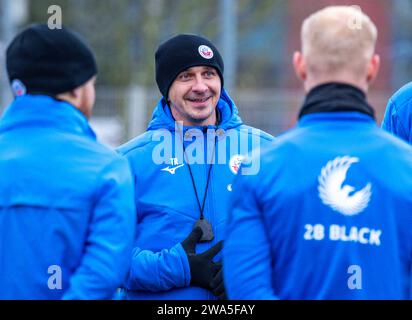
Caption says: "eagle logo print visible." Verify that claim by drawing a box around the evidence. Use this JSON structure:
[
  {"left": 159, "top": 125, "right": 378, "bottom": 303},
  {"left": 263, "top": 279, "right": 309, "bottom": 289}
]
[{"left": 318, "top": 156, "right": 372, "bottom": 216}]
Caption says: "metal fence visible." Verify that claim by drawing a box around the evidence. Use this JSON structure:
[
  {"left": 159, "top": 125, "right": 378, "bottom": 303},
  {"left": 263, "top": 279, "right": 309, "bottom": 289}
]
[{"left": 90, "top": 86, "right": 392, "bottom": 148}]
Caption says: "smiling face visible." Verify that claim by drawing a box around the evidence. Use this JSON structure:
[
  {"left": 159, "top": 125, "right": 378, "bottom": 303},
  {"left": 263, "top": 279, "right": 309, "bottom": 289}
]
[{"left": 167, "top": 65, "right": 221, "bottom": 126}]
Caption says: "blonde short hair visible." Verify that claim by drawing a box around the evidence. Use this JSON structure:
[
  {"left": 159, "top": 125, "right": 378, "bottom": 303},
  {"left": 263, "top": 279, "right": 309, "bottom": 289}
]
[{"left": 301, "top": 6, "right": 377, "bottom": 76}]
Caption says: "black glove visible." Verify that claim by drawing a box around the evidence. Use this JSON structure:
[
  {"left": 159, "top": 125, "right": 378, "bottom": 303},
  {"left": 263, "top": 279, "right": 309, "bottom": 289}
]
[
  {"left": 210, "top": 263, "right": 228, "bottom": 300},
  {"left": 181, "top": 227, "right": 223, "bottom": 292}
]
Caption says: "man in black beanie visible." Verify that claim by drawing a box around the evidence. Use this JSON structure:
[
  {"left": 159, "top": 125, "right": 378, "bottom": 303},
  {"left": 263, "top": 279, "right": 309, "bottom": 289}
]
[
  {"left": 6, "top": 23, "right": 98, "bottom": 117},
  {"left": 118, "top": 34, "right": 273, "bottom": 300},
  {"left": 0, "top": 24, "right": 135, "bottom": 299}
]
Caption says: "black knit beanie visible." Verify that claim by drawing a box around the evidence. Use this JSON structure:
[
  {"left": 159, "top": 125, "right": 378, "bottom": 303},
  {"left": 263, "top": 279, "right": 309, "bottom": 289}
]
[
  {"left": 155, "top": 34, "right": 224, "bottom": 99},
  {"left": 6, "top": 23, "right": 97, "bottom": 96}
]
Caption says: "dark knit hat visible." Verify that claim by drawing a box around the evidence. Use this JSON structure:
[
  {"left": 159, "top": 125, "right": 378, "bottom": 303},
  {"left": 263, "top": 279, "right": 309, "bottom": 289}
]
[
  {"left": 155, "top": 34, "right": 224, "bottom": 99},
  {"left": 6, "top": 23, "right": 97, "bottom": 96}
]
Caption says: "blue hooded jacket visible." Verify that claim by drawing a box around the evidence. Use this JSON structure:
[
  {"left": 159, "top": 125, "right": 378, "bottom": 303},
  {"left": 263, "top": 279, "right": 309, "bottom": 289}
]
[
  {"left": 224, "top": 111, "right": 412, "bottom": 299},
  {"left": 382, "top": 81, "right": 412, "bottom": 143},
  {"left": 0, "top": 95, "right": 136, "bottom": 299},
  {"left": 117, "top": 89, "right": 273, "bottom": 300}
]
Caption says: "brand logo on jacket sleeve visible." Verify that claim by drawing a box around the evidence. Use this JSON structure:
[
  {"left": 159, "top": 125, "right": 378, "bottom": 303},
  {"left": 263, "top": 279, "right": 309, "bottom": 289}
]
[{"left": 318, "top": 156, "right": 372, "bottom": 216}]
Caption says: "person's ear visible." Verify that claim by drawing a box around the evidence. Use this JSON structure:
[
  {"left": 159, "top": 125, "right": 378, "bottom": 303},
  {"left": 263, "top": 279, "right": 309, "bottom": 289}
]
[
  {"left": 71, "top": 86, "right": 82, "bottom": 99},
  {"left": 366, "top": 54, "right": 380, "bottom": 84},
  {"left": 293, "top": 51, "right": 307, "bottom": 81}
]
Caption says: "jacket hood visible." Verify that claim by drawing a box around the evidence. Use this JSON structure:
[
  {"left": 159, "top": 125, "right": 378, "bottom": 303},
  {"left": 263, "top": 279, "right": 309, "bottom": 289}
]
[{"left": 147, "top": 89, "right": 243, "bottom": 132}]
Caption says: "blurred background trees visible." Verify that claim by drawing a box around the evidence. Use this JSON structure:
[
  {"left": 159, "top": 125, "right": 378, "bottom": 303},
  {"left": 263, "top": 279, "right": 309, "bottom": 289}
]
[{"left": 27, "top": 0, "right": 287, "bottom": 89}]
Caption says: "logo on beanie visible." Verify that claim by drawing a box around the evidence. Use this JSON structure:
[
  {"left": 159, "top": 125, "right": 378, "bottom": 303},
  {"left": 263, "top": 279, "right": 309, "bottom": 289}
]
[
  {"left": 11, "top": 79, "right": 26, "bottom": 97},
  {"left": 198, "top": 45, "right": 214, "bottom": 59}
]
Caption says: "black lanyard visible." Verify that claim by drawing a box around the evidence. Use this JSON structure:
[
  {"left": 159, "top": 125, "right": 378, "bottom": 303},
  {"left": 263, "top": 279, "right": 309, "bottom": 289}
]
[{"left": 181, "top": 132, "right": 217, "bottom": 220}]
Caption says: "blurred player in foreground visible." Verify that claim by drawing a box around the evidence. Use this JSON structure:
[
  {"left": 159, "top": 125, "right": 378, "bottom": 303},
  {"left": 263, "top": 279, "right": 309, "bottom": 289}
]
[{"left": 224, "top": 6, "right": 412, "bottom": 299}]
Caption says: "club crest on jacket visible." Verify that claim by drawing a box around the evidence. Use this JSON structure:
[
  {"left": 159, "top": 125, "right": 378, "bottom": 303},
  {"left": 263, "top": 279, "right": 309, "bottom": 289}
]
[{"left": 229, "top": 154, "right": 245, "bottom": 175}]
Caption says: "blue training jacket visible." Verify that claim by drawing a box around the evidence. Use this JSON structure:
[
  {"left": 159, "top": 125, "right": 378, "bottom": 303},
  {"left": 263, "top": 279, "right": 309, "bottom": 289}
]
[
  {"left": 382, "top": 81, "right": 412, "bottom": 143},
  {"left": 117, "top": 89, "right": 273, "bottom": 300},
  {"left": 0, "top": 95, "right": 136, "bottom": 299},
  {"left": 224, "top": 112, "right": 412, "bottom": 300}
]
